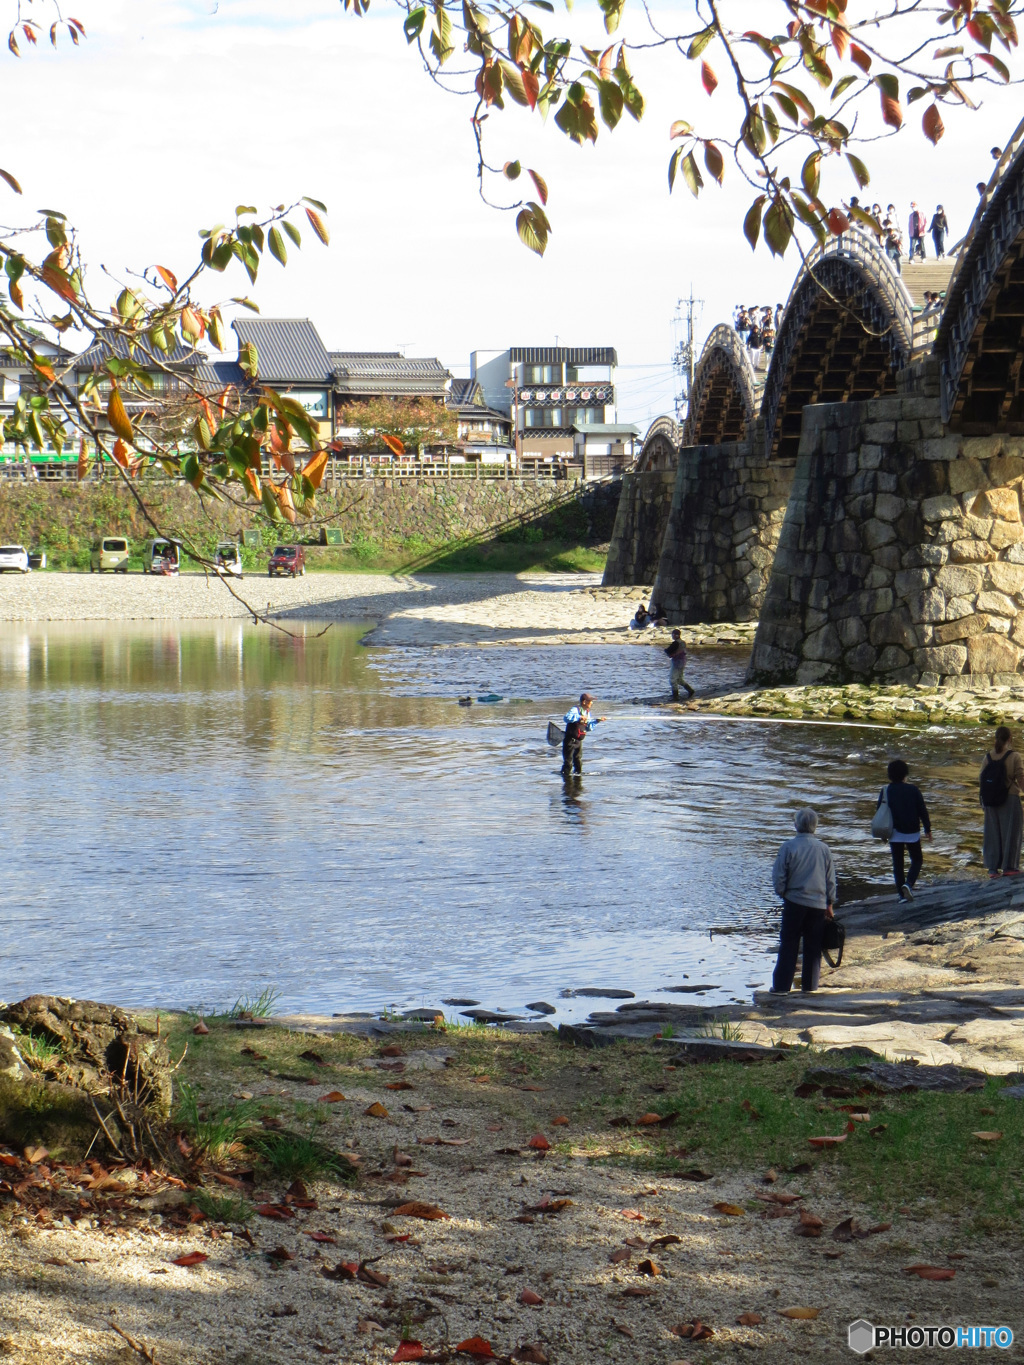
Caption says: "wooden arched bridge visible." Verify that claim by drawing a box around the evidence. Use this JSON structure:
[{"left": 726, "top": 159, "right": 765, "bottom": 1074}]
[{"left": 606, "top": 117, "right": 1024, "bottom": 685}]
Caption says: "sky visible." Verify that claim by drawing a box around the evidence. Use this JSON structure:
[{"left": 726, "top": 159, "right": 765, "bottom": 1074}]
[{"left": 2, "top": 0, "right": 1019, "bottom": 429}]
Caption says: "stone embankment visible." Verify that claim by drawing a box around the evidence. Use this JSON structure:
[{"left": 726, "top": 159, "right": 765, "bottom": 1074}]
[
  {"left": 549, "top": 878, "right": 1024, "bottom": 1076},
  {"left": 683, "top": 678, "right": 1024, "bottom": 727}
]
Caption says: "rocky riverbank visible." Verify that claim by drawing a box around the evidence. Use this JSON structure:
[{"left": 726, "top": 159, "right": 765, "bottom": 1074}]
[{"left": 685, "top": 678, "right": 1024, "bottom": 727}]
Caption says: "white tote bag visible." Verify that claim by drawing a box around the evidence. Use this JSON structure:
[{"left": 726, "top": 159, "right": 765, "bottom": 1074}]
[{"left": 871, "top": 785, "right": 894, "bottom": 841}]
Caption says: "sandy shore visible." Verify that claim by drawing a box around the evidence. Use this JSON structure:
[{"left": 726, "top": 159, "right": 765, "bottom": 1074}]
[{"left": 0, "top": 571, "right": 757, "bottom": 649}]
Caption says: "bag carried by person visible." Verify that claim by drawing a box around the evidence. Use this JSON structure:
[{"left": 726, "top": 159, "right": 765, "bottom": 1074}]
[
  {"left": 870, "top": 785, "right": 894, "bottom": 841},
  {"left": 822, "top": 917, "right": 845, "bottom": 970},
  {"left": 980, "top": 751, "right": 1013, "bottom": 807}
]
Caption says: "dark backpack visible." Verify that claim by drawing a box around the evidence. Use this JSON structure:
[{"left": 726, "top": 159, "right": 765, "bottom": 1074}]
[
  {"left": 822, "top": 918, "right": 845, "bottom": 970},
  {"left": 980, "top": 751, "right": 1013, "bottom": 807}
]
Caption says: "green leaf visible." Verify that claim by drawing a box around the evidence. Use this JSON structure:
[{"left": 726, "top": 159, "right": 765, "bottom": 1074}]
[
  {"left": 268, "top": 225, "right": 288, "bottom": 265},
  {"left": 874, "top": 72, "right": 899, "bottom": 100},
  {"left": 516, "top": 202, "right": 551, "bottom": 256},
  {"left": 554, "top": 89, "right": 598, "bottom": 144},
  {"left": 771, "top": 90, "right": 799, "bottom": 124},
  {"left": 235, "top": 205, "right": 258, "bottom": 216},
  {"left": 687, "top": 26, "right": 715, "bottom": 60},
  {"left": 302, "top": 196, "right": 328, "bottom": 212},
  {"left": 404, "top": 6, "right": 426, "bottom": 41},
  {"left": 679, "top": 149, "right": 703, "bottom": 198},
  {"left": 429, "top": 6, "right": 454, "bottom": 63},
  {"left": 598, "top": 0, "right": 625, "bottom": 34},
  {"left": 232, "top": 297, "right": 260, "bottom": 312},
  {"left": 845, "top": 152, "right": 870, "bottom": 187},
  {"left": 504, "top": 160, "right": 522, "bottom": 180},
  {"left": 763, "top": 198, "right": 795, "bottom": 257},
  {"left": 703, "top": 141, "right": 724, "bottom": 185},
  {"left": 832, "top": 73, "right": 857, "bottom": 100},
  {"left": 596, "top": 77, "right": 623, "bottom": 129},
  {"left": 743, "top": 195, "right": 765, "bottom": 251},
  {"left": 801, "top": 151, "right": 821, "bottom": 198},
  {"left": 0, "top": 167, "right": 22, "bottom": 195},
  {"left": 282, "top": 220, "right": 302, "bottom": 247}
]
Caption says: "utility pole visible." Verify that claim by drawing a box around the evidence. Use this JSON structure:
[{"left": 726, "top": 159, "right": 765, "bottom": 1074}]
[{"left": 672, "top": 286, "right": 704, "bottom": 424}]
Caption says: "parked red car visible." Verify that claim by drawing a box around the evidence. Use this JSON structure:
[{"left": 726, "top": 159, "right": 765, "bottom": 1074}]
[{"left": 268, "top": 545, "right": 306, "bottom": 578}]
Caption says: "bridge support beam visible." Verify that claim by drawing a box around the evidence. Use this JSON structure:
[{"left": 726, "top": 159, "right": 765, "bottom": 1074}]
[
  {"left": 651, "top": 429, "right": 794, "bottom": 623},
  {"left": 602, "top": 469, "right": 677, "bottom": 587},
  {"left": 750, "top": 360, "right": 1024, "bottom": 686}
]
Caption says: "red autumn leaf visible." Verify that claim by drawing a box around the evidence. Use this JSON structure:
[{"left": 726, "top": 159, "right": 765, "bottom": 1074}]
[
  {"left": 155, "top": 265, "right": 178, "bottom": 292},
  {"left": 808, "top": 1133, "right": 847, "bottom": 1148},
  {"left": 320, "top": 1091, "right": 346, "bottom": 1103},
  {"left": 527, "top": 1134, "right": 550, "bottom": 1151},
  {"left": 456, "top": 1338, "right": 495, "bottom": 1358},
  {"left": 637, "top": 1258, "right": 660, "bottom": 1276},
  {"left": 393, "top": 1201, "right": 450, "bottom": 1221},
  {"left": 365, "top": 1102, "right": 390, "bottom": 1118},
  {"left": 380, "top": 435, "right": 405, "bottom": 456},
  {"left": 905, "top": 1265, "right": 955, "bottom": 1281},
  {"left": 922, "top": 103, "right": 944, "bottom": 144},
  {"left": 392, "top": 1343, "right": 427, "bottom": 1362},
  {"left": 267, "top": 1246, "right": 295, "bottom": 1261},
  {"left": 828, "top": 209, "right": 850, "bottom": 234},
  {"left": 701, "top": 59, "right": 718, "bottom": 95},
  {"left": 171, "top": 1252, "right": 209, "bottom": 1267},
  {"left": 302, "top": 449, "right": 329, "bottom": 491},
  {"left": 306, "top": 1232, "right": 337, "bottom": 1243},
  {"left": 620, "top": 1209, "right": 645, "bottom": 1221},
  {"left": 0, "top": 1154, "right": 19, "bottom": 1168},
  {"left": 880, "top": 92, "right": 903, "bottom": 129},
  {"left": 551, "top": 1116, "right": 568, "bottom": 1126},
  {"left": 254, "top": 1204, "right": 295, "bottom": 1220},
  {"left": 519, "top": 1288, "right": 543, "bottom": 1305}
]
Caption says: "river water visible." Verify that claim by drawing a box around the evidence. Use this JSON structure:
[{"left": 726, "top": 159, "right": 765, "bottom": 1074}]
[{"left": 0, "top": 621, "right": 993, "bottom": 1023}]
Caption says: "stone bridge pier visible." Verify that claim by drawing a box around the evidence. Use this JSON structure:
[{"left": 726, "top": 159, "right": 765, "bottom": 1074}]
[
  {"left": 651, "top": 430, "right": 794, "bottom": 623},
  {"left": 749, "top": 360, "right": 1024, "bottom": 686}
]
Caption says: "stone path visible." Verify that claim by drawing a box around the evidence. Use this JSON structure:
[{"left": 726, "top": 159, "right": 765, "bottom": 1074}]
[{"left": 561, "top": 878, "right": 1024, "bottom": 1074}]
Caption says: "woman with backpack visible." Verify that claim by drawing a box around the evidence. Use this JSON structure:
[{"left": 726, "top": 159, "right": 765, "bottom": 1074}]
[
  {"left": 875, "top": 759, "right": 931, "bottom": 901},
  {"left": 981, "top": 726, "right": 1024, "bottom": 877}
]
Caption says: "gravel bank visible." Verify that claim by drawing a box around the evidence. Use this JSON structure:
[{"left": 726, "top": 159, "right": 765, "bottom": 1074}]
[{"left": 0, "top": 572, "right": 757, "bottom": 649}]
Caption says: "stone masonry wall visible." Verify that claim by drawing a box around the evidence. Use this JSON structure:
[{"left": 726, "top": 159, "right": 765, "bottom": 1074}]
[
  {"left": 602, "top": 470, "right": 676, "bottom": 586},
  {"left": 749, "top": 360, "right": 1024, "bottom": 686},
  {"left": 651, "top": 434, "right": 795, "bottom": 624}
]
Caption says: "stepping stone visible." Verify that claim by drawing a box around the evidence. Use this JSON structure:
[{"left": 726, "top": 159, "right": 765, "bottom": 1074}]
[
  {"left": 662, "top": 984, "right": 719, "bottom": 994},
  {"left": 442, "top": 998, "right": 481, "bottom": 1007},
  {"left": 403, "top": 1008, "right": 446, "bottom": 1021},
  {"left": 525, "top": 1001, "right": 556, "bottom": 1015},
  {"left": 561, "top": 988, "right": 636, "bottom": 1000},
  {"left": 459, "top": 1009, "right": 525, "bottom": 1023},
  {"left": 805, "top": 1060, "right": 986, "bottom": 1093},
  {"left": 503, "top": 1021, "right": 556, "bottom": 1034},
  {"left": 670, "top": 1038, "right": 783, "bottom": 1064}
]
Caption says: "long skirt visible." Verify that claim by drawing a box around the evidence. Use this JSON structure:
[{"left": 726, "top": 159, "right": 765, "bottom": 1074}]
[{"left": 983, "top": 796, "right": 1023, "bottom": 873}]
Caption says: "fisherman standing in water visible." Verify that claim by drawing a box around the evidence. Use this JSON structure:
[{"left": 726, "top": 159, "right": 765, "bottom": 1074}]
[
  {"left": 665, "top": 629, "right": 694, "bottom": 700},
  {"left": 562, "top": 693, "right": 604, "bottom": 777}
]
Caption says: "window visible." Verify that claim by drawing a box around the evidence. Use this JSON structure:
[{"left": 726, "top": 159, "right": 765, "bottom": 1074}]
[
  {"left": 523, "top": 364, "right": 560, "bottom": 384},
  {"left": 524, "top": 408, "right": 562, "bottom": 428},
  {"left": 567, "top": 365, "right": 611, "bottom": 382},
  {"left": 571, "top": 407, "right": 604, "bottom": 426}
]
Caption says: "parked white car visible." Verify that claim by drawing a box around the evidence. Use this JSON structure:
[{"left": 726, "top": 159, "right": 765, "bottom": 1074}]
[
  {"left": 0, "top": 544, "right": 30, "bottom": 573},
  {"left": 213, "top": 542, "right": 243, "bottom": 578}
]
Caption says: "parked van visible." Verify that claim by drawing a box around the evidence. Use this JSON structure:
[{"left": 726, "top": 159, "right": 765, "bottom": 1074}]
[
  {"left": 142, "top": 538, "right": 180, "bottom": 575},
  {"left": 213, "top": 542, "right": 243, "bottom": 578},
  {"left": 90, "top": 536, "right": 130, "bottom": 573}
]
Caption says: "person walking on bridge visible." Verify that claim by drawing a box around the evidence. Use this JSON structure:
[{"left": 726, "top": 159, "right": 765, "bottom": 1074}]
[
  {"left": 981, "top": 726, "right": 1024, "bottom": 877},
  {"left": 930, "top": 205, "right": 949, "bottom": 258},
  {"left": 883, "top": 205, "right": 903, "bottom": 274},
  {"left": 908, "top": 201, "right": 927, "bottom": 260},
  {"left": 770, "top": 809, "right": 836, "bottom": 994}
]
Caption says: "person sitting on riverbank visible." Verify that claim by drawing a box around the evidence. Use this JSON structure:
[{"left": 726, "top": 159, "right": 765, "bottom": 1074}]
[
  {"left": 981, "top": 726, "right": 1024, "bottom": 877},
  {"left": 630, "top": 604, "right": 650, "bottom": 630},
  {"left": 665, "top": 629, "right": 694, "bottom": 701},
  {"left": 770, "top": 809, "right": 836, "bottom": 994},
  {"left": 561, "top": 693, "right": 603, "bottom": 777},
  {"left": 878, "top": 759, "right": 932, "bottom": 901},
  {"left": 648, "top": 602, "right": 668, "bottom": 626}
]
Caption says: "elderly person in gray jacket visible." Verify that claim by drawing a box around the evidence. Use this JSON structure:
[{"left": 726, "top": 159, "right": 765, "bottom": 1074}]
[{"left": 770, "top": 808, "right": 837, "bottom": 994}]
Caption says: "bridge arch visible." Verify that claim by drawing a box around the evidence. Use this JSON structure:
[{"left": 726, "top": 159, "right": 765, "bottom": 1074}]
[
  {"left": 936, "top": 117, "right": 1024, "bottom": 432},
  {"left": 761, "top": 230, "right": 914, "bottom": 461},
  {"left": 634, "top": 415, "right": 681, "bottom": 472},
  {"left": 682, "top": 325, "right": 757, "bottom": 447}
]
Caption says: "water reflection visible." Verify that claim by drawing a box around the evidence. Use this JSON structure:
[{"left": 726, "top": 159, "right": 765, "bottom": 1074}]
[{"left": 0, "top": 621, "right": 993, "bottom": 1021}]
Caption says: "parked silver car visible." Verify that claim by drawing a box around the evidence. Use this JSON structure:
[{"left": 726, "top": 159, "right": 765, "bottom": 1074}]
[{"left": 0, "top": 544, "right": 30, "bottom": 573}]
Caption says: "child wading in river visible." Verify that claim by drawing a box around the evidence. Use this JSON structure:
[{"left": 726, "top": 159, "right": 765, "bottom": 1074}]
[
  {"left": 561, "top": 693, "right": 604, "bottom": 776},
  {"left": 665, "top": 630, "right": 694, "bottom": 700}
]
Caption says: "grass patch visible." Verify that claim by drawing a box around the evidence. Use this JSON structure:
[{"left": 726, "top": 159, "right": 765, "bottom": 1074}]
[
  {"left": 10, "top": 1026, "right": 65, "bottom": 1067},
  {"left": 247, "top": 1127, "right": 357, "bottom": 1183},
  {"left": 190, "top": 1189, "right": 252, "bottom": 1224},
  {"left": 174, "top": 1081, "right": 259, "bottom": 1162}
]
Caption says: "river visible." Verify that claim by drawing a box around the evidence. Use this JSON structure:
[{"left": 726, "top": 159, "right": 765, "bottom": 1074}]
[{"left": 0, "top": 620, "right": 992, "bottom": 1023}]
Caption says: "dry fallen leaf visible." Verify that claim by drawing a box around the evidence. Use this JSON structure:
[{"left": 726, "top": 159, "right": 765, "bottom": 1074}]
[
  {"left": 171, "top": 1252, "right": 209, "bottom": 1267},
  {"left": 609, "top": 1248, "right": 631, "bottom": 1264},
  {"left": 527, "top": 1134, "right": 550, "bottom": 1151},
  {"left": 649, "top": 1234, "right": 682, "bottom": 1249},
  {"left": 808, "top": 1133, "right": 847, "bottom": 1148},
  {"left": 380, "top": 1045, "right": 405, "bottom": 1058},
  {"left": 513, "top": 1346, "right": 549, "bottom": 1364},
  {"left": 972, "top": 1131, "right": 1003, "bottom": 1142},
  {"left": 519, "top": 1288, "right": 544, "bottom": 1306},
  {"left": 23, "top": 1147, "right": 48, "bottom": 1165},
  {"left": 713, "top": 1203, "right": 746, "bottom": 1217},
  {"left": 551, "top": 1116, "right": 569, "bottom": 1126},
  {"left": 456, "top": 1338, "right": 495, "bottom": 1358},
  {"left": 637, "top": 1258, "right": 660, "bottom": 1277},
  {"left": 905, "top": 1265, "right": 956, "bottom": 1281},
  {"left": 319, "top": 1091, "right": 346, "bottom": 1102},
  {"left": 736, "top": 1312, "right": 763, "bottom": 1326},
  {"left": 622, "top": 1286, "right": 655, "bottom": 1298},
  {"left": 779, "top": 1307, "right": 820, "bottom": 1320},
  {"left": 795, "top": 1210, "right": 823, "bottom": 1238},
  {"left": 391, "top": 1342, "right": 426, "bottom": 1363},
  {"left": 763, "top": 1169, "right": 778, "bottom": 1184},
  {"left": 671, "top": 1320, "right": 714, "bottom": 1340},
  {"left": 385, "top": 1081, "right": 415, "bottom": 1092},
  {"left": 393, "top": 1201, "right": 450, "bottom": 1221},
  {"left": 624, "top": 1235, "right": 645, "bottom": 1248},
  {"left": 611, "top": 1320, "right": 634, "bottom": 1338},
  {"left": 756, "top": 1192, "right": 803, "bottom": 1206},
  {"left": 192, "top": 1021, "right": 209, "bottom": 1035},
  {"left": 365, "top": 1102, "right": 390, "bottom": 1119},
  {"left": 620, "top": 1209, "right": 645, "bottom": 1222},
  {"left": 306, "top": 1232, "right": 337, "bottom": 1244}
]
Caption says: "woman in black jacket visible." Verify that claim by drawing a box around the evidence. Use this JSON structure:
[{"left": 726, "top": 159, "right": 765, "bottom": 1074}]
[{"left": 877, "top": 759, "right": 932, "bottom": 901}]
